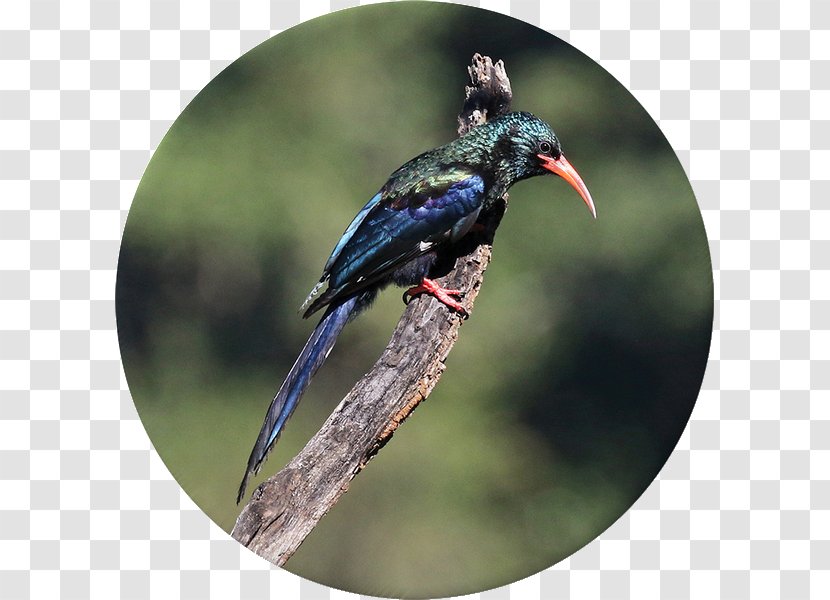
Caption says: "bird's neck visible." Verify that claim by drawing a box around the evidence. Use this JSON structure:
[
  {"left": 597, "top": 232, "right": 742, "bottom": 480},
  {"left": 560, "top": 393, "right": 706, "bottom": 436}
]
[{"left": 450, "top": 131, "right": 524, "bottom": 195}]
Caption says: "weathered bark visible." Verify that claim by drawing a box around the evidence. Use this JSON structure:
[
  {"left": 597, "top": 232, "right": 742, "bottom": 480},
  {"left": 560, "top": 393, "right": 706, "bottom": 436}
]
[{"left": 232, "top": 54, "right": 513, "bottom": 565}]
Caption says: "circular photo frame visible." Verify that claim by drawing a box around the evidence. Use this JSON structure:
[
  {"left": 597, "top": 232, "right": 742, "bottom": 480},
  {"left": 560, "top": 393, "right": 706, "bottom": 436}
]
[{"left": 116, "top": 3, "right": 713, "bottom": 597}]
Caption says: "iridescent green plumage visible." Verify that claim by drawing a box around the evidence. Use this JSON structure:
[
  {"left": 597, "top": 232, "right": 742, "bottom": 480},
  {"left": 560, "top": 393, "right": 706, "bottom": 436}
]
[{"left": 384, "top": 111, "right": 564, "bottom": 206}]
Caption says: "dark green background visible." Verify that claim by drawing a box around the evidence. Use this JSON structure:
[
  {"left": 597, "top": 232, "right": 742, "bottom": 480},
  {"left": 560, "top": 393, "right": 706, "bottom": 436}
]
[{"left": 116, "top": 3, "right": 712, "bottom": 598}]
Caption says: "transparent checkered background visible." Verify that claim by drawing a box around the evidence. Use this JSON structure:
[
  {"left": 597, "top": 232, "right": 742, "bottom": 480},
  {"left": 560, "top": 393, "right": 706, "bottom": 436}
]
[{"left": 0, "top": 0, "right": 826, "bottom": 598}]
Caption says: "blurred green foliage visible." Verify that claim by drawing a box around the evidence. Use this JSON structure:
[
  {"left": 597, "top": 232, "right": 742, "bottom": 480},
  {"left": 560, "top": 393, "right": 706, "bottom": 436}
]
[{"left": 116, "top": 3, "right": 712, "bottom": 598}]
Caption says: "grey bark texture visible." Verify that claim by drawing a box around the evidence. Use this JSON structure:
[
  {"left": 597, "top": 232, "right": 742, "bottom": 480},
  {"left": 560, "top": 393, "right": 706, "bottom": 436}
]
[{"left": 231, "top": 54, "right": 513, "bottom": 566}]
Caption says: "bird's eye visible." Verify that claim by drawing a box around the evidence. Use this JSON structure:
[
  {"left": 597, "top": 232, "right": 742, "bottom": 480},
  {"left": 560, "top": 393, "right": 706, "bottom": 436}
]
[{"left": 539, "top": 141, "right": 553, "bottom": 154}]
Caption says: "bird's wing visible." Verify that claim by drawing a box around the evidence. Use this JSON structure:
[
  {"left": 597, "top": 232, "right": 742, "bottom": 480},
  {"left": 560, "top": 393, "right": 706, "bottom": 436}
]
[
  {"left": 322, "top": 191, "right": 384, "bottom": 275},
  {"left": 303, "top": 170, "right": 486, "bottom": 317},
  {"left": 300, "top": 191, "right": 384, "bottom": 313}
]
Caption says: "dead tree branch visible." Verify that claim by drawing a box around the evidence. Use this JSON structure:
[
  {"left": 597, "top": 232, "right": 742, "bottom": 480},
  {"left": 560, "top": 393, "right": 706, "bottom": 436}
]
[{"left": 232, "top": 54, "right": 513, "bottom": 565}]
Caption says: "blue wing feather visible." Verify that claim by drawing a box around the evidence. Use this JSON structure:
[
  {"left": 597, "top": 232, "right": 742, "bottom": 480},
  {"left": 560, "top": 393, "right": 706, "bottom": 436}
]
[
  {"left": 301, "top": 192, "right": 384, "bottom": 311},
  {"left": 300, "top": 173, "right": 485, "bottom": 317},
  {"left": 323, "top": 192, "right": 384, "bottom": 274},
  {"left": 331, "top": 175, "right": 484, "bottom": 288}
]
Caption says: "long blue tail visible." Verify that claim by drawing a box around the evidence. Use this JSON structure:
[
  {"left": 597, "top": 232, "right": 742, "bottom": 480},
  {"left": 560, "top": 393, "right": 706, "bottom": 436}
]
[{"left": 237, "top": 295, "right": 359, "bottom": 503}]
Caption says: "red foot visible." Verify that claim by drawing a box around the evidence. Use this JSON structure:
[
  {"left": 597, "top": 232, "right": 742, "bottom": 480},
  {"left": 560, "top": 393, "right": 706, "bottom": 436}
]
[{"left": 403, "top": 278, "right": 468, "bottom": 318}]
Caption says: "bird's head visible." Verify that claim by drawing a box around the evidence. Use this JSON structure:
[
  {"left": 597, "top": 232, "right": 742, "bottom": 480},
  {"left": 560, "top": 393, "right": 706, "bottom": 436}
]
[{"left": 490, "top": 112, "right": 596, "bottom": 218}]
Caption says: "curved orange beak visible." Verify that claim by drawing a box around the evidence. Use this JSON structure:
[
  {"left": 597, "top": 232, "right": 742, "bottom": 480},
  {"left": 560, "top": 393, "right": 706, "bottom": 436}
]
[{"left": 538, "top": 153, "right": 596, "bottom": 219}]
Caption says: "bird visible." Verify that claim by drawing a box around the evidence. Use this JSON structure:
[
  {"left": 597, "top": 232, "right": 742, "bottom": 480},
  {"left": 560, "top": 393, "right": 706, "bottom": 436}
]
[{"left": 236, "top": 111, "right": 595, "bottom": 503}]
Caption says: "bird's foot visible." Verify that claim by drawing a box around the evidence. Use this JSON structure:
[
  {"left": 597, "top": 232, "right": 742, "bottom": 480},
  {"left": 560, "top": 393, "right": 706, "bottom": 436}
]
[{"left": 403, "top": 278, "right": 468, "bottom": 318}]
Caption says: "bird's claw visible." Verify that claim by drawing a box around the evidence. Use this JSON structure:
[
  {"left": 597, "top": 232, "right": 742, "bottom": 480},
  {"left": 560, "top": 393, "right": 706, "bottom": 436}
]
[{"left": 403, "top": 279, "right": 468, "bottom": 318}]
